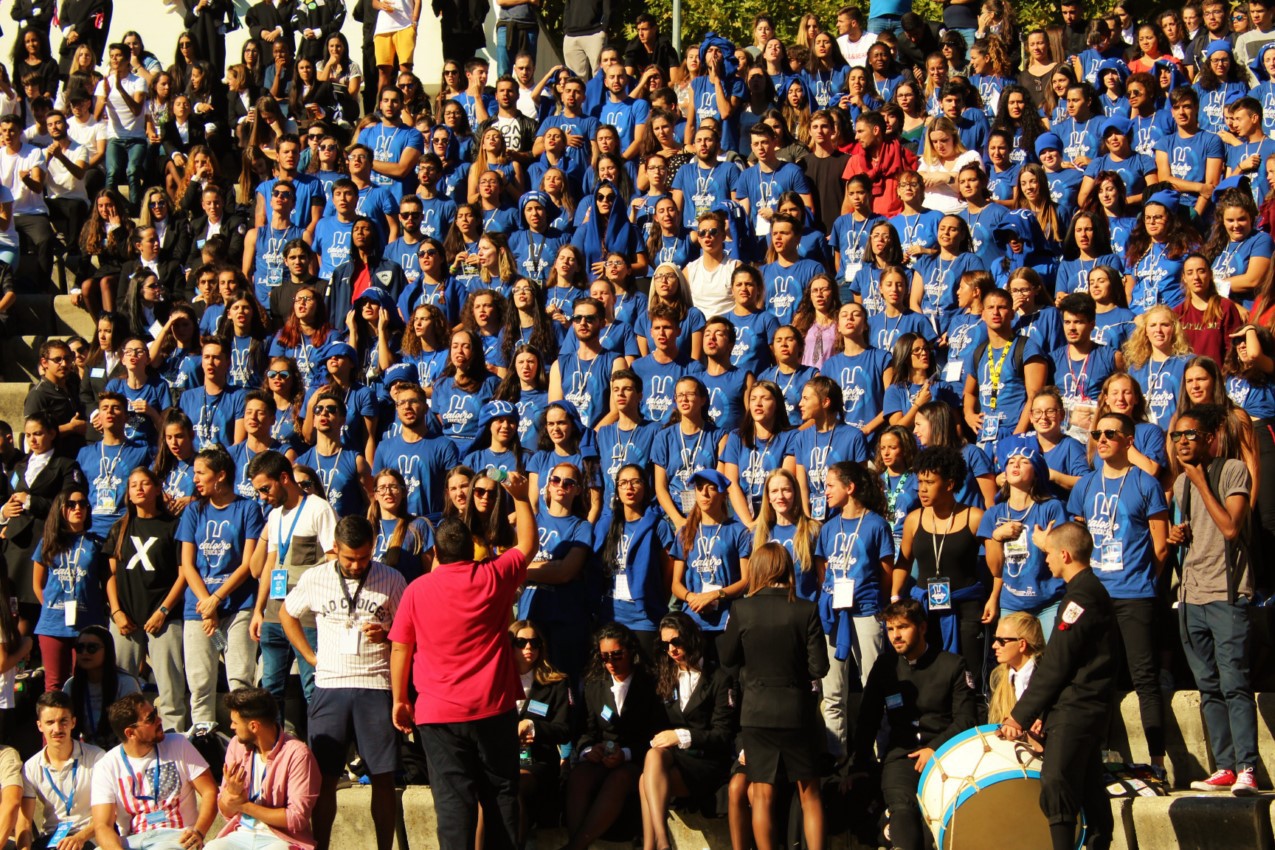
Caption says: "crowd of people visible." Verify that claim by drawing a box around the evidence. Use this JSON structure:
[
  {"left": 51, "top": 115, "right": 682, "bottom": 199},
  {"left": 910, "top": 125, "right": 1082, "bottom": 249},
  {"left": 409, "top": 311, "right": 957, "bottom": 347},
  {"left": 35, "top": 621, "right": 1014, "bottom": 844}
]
[{"left": 0, "top": 0, "right": 1268, "bottom": 847}]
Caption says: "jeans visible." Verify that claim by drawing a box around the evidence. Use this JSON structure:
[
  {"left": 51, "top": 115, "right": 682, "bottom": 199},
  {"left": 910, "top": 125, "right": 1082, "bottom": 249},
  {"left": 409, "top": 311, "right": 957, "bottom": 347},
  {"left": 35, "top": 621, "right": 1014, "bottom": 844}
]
[
  {"left": 260, "top": 620, "right": 318, "bottom": 705},
  {"left": 14, "top": 213, "right": 53, "bottom": 288},
  {"left": 106, "top": 136, "right": 147, "bottom": 212},
  {"left": 112, "top": 617, "right": 187, "bottom": 732},
  {"left": 1180, "top": 600, "right": 1259, "bottom": 770},
  {"left": 495, "top": 22, "right": 538, "bottom": 77},
  {"left": 868, "top": 15, "right": 904, "bottom": 37},
  {"left": 183, "top": 610, "right": 257, "bottom": 726}
]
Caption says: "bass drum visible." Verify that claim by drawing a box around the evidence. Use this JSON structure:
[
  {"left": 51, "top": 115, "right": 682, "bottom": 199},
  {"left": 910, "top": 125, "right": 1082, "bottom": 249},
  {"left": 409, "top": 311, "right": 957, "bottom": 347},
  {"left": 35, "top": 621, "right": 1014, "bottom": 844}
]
[{"left": 917, "top": 724, "right": 1085, "bottom": 850}]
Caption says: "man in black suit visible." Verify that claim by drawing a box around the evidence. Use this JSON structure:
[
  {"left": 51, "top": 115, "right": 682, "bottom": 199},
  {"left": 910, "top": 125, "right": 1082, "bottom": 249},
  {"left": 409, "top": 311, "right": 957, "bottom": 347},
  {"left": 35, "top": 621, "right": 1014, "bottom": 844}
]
[
  {"left": 894, "top": 12, "right": 941, "bottom": 79},
  {"left": 245, "top": 0, "right": 297, "bottom": 47},
  {"left": 182, "top": 0, "right": 238, "bottom": 76},
  {"left": 353, "top": 0, "right": 378, "bottom": 115},
  {"left": 852, "top": 598, "right": 977, "bottom": 850},
  {"left": 1000, "top": 522, "right": 1119, "bottom": 850},
  {"left": 10, "top": 0, "right": 56, "bottom": 34},
  {"left": 55, "top": 0, "right": 112, "bottom": 74}
]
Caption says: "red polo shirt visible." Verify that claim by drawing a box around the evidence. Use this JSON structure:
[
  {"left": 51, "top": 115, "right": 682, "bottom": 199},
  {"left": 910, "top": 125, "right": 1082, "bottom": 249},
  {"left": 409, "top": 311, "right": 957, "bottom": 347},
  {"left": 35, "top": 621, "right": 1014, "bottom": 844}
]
[{"left": 388, "top": 548, "right": 528, "bottom": 724}]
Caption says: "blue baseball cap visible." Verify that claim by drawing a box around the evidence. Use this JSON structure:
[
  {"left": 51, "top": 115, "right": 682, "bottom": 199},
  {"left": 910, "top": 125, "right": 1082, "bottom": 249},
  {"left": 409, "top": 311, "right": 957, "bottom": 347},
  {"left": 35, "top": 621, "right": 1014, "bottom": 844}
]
[
  {"left": 319, "top": 341, "right": 357, "bottom": 361},
  {"left": 689, "top": 468, "right": 730, "bottom": 492},
  {"left": 1100, "top": 116, "right": 1133, "bottom": 137},
  {"left": 1034, "top": 132, "right": 1063, "bottom": 155}
]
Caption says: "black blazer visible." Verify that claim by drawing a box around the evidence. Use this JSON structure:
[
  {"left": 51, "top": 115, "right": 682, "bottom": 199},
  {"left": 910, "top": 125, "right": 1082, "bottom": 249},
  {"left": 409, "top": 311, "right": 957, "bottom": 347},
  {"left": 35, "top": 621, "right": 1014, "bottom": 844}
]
[
  {"left": 718, "top": 588, "right": 829, "bottom": 730},
  {"left": 578, "top": 668, "right": 667, "bottom": 763},
  {"left": 161, "top": 119, "right": 208, "bottom": 162},
  {"left": 1, "top": 455, "right": 83, "bottom": 544},
  {"left": 519, "top": 676, "right": 572, "bottom": 764},
  {"left": 155, "top": 220, "right": 193, "bottom": 267},
  {"left": 245, "top": 0, "right": 296, "bottom": 44},
  {"left": 187, "top": 211, "right": 249, "bottom": 267},
  {"left": 182, "top": 0, "right": 237, "bottom": 73},
  {"left": 661, "top": 664, "right": 736, "bottom": 759},
  {"left": 118, "top": 259, "right": 189, "bottom": 302}
]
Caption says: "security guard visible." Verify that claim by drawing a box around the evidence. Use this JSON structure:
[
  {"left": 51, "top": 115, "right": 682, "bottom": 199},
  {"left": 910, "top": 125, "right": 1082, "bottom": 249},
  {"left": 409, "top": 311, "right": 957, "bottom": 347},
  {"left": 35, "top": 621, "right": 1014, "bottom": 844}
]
[
  {"left": 852, "top": 598, "right": 977, "bottom": 850},
  {"left": 1000, "top": 521, "right": 1118, "bottom": 850}
]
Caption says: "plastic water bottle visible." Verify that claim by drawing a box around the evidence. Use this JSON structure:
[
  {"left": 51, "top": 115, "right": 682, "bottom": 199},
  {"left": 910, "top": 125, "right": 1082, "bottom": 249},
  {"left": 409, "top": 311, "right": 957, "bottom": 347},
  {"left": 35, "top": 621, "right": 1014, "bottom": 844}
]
[{"left": 486, "top": 466, "right": 508, "bottom": 483}]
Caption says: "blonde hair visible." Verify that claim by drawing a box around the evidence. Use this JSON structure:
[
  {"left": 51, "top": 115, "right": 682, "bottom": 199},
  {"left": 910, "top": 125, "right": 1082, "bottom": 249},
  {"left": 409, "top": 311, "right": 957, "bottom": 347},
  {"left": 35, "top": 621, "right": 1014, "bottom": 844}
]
[
  {"left": 922, "top": 116, "right": 968, "bottom": 165},
  {"left": 1120, "top": 304, "right": 1191, "bottom": 369},
  {"left": 753, "top": 469, "right": 820, "bottom": 573},
  {"left": 987, "top": 612, "right": 1046, "bottom": 724}
]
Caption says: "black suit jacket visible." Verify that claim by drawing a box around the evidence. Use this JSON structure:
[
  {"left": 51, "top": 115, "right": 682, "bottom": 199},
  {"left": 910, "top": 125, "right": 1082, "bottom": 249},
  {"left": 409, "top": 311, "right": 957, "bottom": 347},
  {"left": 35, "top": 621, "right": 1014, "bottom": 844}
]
[
  {"left": 187, "top": 211, "right": 248, "bottom": 267},
  {"left": 245, "top": 0, "right": 296, "bottom": 44},
  {"left": 1, "top": 455, "right": 83, "bottom": 544},
  {"left": 182, "top": 0, "right": 237, "bottom": 74},
  {"left": 10, "top": 0, "right": 56, "bottom": 33},
  {"left": 161, "top": 119, "right": 208, "bottom": 162},
  {"left": 519, "top": 676, "right": 572, "bottom": 764},
  {"left": 56, "top": 0, "right": 112, "bottom": 69},
  {"left": 718, "top": 588, "right": 829, "bottom": 730},
  {"left": 578, "top": 669, "right": 667, "bottom": 762},
  {"left": 661, "top": 664, "right": 736, "bottom": 758},
  {"left": 118, "top": 259, "right": 189, "bottom": 302}
]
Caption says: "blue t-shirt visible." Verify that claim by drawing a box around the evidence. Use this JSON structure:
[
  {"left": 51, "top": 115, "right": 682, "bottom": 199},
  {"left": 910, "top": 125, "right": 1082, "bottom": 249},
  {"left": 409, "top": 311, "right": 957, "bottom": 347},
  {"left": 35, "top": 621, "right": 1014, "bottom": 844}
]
[
  {"left": 1050, "top": 344, "right": 1119, "bottom": 404},
  {"left": 104, "top": 376, "right": 171, "bottom": 444},
  {"left": 596, "top": 420, "right": 660, "bottom": 504},
  {"left": 1212, "top": 230, "right": 1274, "bottom": 310},
  {"left": 1131, "top": 355, "right": 1191, "bottom": 429},
  {"left": 594, "top": 512, "right": 677, "bottom": 629},
  {"left": 295, "top": 446, "right": 365, "bottom": 517},
  {"left": 867, "top": 310, "right": 934, "bottom": 352},
  {"left": 175, "top": 497, "right": 266, "bottom": 618},
  {"left": 1043, "top": 167, "right": 1084, "bottom": 222},
  {"left": 556, "top": 350, "right": 620, "bottom": 428},
  {"left": 767, "top": 522, "right": 821, "bottom": 602},
  {"left": 1066, "top": 467, "right": 1168, "bottom": 598},
  {"left": 702, "top": 366, "right": 750, "bottom": 432},
  {"left": 888, "top": 209, "right": 943, "bottom": 255},
  {"left": 793, "top": 424, "right": 870, "bottom": 521},
  {"left": 673, "top": 518, "right": 752, "bottom": 631},
  {"left": 631, "top": 354, "right": 706, "bottom": 424},
  {"left": 650, "top": 425, "right": 722, "bottom": 511},
  {"left": 1153, "top": 129, "right": 1225, "bottom": 210},
  {"left": 1016, "top": 307, "right": 1065, "bottom": 354},
  {"left": 761, "top": 259, "right": 823, "bottom": 326},
  {"left": 962, "top": 336, "right": 1047, "bottom": 443},
  {"left": 431, "top": 376, "right": 499, "bottom": 443},
  {"left": 1055, "top": 254, "right": 1125, "bottom": 297},
  {"left": 1083, "top": 153, "right": 1156, "bottom": 200},
  {"left": 356, "top": 123, "right": 425, "bottom": 197},
  {"left": 736, "top": 162, "right": 812, "bottom": 233},
  {"left": 914, "top": 252, "right": 989, "bottom": 327},
  {"left": 256, "top": 174, "right": 325, "bottom": 229},
  {"left": 977, "top": 498, "right": 1069, "bottom": 611},
  {"left": 33, "top": 534, "right": 106, "bottom": 638},
  {"left": 1130, "top": 243, "right": 1187, "bottom": 310},
  {"left": 312, "top": 215, "right": 355, "bottom": 281},
  {"left": 721, "top": 430, "right": 796, "bottom": 512},
  {"left": 830, "top": 214, "right": 881, "bottom": 283},
  {"left": 372, "top": 433, "right": 461, "bottom": 518},
  {"left": 816, "top": 511, "right": 895, "bottom": 618},
  {"left": 598, "top": 95, "right": 651, "bottom": 152},
  {"left": 730, "top": 310, "right": 781, "bottom": 375},
  {"left": 374, "top": 516, "right": 436, "bottom": 583},
  {"left": 1092, "top": 307, "right": 1136, "bottom": 349},
  {"left": 1052, "top": 115, "right": 1103, "bottom": 164},
  {"left": 1197, "top": 81, "right": 1250, "bottom": 133},
  {"left": 1227, "top": 375, "right": 1275, "bottom": 420},
  {"left": 672, "top": 158, "right": 739, "bottom": 227},
  {"left": 178, "top": 386, "right": 246, "bottom": 451},
  {"left": 758, "top": 364, "right": 820, "bottom": 425},
  {"left": 690, "top": 75, "right": 747, "bottom": 152},
  {"left": 821, "top": 348, "right": 891, "bottom": 429},
  {"left": 882, "top": 380, "right": 963, "bottom": 419}
]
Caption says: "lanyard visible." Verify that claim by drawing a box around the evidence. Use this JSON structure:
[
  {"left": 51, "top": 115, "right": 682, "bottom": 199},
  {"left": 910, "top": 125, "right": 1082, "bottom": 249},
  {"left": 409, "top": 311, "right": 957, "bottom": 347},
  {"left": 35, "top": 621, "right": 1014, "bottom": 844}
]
[
  {"left": 42, "top": 751, "right": 78, "bottom": 817},
  {"left": 335, "top": 563, "right": 369, "bottom": 619},
  {"left": 884, "top": 472, "right": 909, "bottom": 515},
  {"left": 676, "top": 427, "right": 707, "bottom": 483},
  {"left": 695, "top": 522, "right": 725, "bottom": 576},
  {"left": 833, "top": 512, "right": 866, "bottom": 577},
  {"left": 985, "top": 342, "right": 1012, "bottom": 409},
  {"left": 276, "top": 495, "right": 308, "bottom": 566},
  {"left": 120, "top": 744, "right": 163, "bottom": 802},
  {"left": 1065, "top": 351, "right": 1092, "bottom": 400},
  {"left": 99, "top": 441, "right": 123, "bottom": 484},
  {"left": 927, "top": 507, "right": 962, "bottom": 578},
  {"left": 1097, "top": 469, "right": 1130, "bottom": 542}
]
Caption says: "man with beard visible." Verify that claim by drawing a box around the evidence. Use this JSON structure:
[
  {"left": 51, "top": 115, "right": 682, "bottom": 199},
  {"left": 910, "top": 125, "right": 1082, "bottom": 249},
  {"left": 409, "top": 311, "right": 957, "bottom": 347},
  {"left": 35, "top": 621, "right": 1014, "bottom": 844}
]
[{"left": 372, "top": 382, "right": 459, "bottom": 519}]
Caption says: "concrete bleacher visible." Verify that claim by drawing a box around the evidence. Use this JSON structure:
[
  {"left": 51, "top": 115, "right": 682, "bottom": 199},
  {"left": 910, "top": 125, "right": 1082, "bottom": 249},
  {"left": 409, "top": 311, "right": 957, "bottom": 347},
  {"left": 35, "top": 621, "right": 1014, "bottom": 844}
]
[{"left": 0, "top": 293, "right": 95, "bottom": 429}]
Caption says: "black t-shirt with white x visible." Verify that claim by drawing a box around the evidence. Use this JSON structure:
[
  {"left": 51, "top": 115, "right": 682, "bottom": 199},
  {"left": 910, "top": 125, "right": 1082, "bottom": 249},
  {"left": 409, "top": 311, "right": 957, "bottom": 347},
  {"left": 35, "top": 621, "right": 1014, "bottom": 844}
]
[{"left": 103, "top": 515, "right": 181, "bottom": 623}]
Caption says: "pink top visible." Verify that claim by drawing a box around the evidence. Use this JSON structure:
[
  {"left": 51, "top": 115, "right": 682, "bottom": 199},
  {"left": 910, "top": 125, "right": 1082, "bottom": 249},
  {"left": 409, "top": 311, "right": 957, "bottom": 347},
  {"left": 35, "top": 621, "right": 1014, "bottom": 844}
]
[
  {"left": 389, "top": 548, "right": 529, "bottom": 724},
  {"left": 215, "top": 731, "right": 321, "bottom": 850}
]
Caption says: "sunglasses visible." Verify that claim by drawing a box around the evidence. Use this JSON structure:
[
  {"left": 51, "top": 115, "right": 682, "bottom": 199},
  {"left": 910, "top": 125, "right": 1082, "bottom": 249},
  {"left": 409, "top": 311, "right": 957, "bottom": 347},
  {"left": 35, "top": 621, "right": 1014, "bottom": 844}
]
[
  {"left": 657, "top": 636, "right": 685, "bottom": 651},
  {"left": 991, "top": 636, "right": 1020, "bottom": 646},
  {"left": 1169, "top": 429, "right": 1203, "bottom": 442},
  {"left": 549, "top": 475, "right": 579, "bottom": 489},
  {"left": 128, "top": 709, "right": 161, "bottom": 728},
  {"left": 599, "top": 650, "right": 625, "bottom": 662},
  {"left": 46, "top": 355, "right": 68, "bottom": 364},
  {"left": 297, "top": 479, "right": 315, "bottom": 491},
  {"left": 66, "top": 499, "right": 89, "bottom": 509},
  {"left": 596, "top": 193, "right": 616, "bottom": 202},
  {"left": 149, "top": 199, "right": 167, "bottom": 207},
  {"left": 308, "top": 133, "right": 324, "bottom": 140},
  {"left": 473, "top": 486, "right": 496, "bottom": 497},
  {"left": 1090, "top": 429, "right": 1126, "bottom": 442},
  {"left": 266, "top": 369, "right": 291, "bottom": 380},
  {"left": 314, "top": 405, "right": 340, "bottom": 415},
  {"left": 513, "top": 636, "right": 543, "bottom": 649},
  {"left": 571, "top": 314, "right": 600, "bottom": 324},
  {"left": 698, "top": 228, "right": 720, "bottom": 238},
  {"left": 400, "top": 210, "right": 422, "bottom": 218},
  {"left": 418, "top": 248, "right": 440, "bottom": 258},
  {"left": 272, "top": 191, "right": 294, "bottom": 199}
]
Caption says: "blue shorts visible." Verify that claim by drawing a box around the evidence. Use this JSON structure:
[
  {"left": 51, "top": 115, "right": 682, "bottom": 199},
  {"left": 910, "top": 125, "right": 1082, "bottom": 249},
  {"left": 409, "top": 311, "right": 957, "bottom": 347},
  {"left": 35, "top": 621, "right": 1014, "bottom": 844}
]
[{"left": 308, "top": 686, "right": 398, "bottom": 777}]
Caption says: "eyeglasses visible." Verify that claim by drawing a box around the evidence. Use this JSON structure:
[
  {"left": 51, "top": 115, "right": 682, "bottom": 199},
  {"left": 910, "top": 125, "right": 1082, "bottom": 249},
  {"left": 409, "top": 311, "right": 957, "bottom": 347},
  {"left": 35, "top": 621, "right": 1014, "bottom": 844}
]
[
  {"left": 297, "top": 479, "right": 315, "bottom": 492},
  {"left": 616, "top": 478, "right": 643, "bottom": 490},
  {"left": 376, "top": 484, "right": 403, "bottom": 494},
  {"left": 294, "top": 295, "right": 315, "bottom": 304},
  {"left": 571, "top": 314, "right": 600, "bottom": 324},
  {"left": 512, "top": 636, "right": 543, "bottom": 649},
  {"left": 1169, "top": 429, "right": 1203, "bottom": 442},
  {"left": 549, "top": 475, "right": 579, "bottom": 489},
  {"left": 1090, "top": 429, "right": 1126, "bottom": 442},
  {"left": 254, "top": 483, "right": 275, "bottom": 496},
  {"left": 128, "top": 709, "right": 161, "bottom": 728},
  {"left": 657, "top": 636, "right": 685, "bottom": 651},
  {"left": 319, "top": 143, "right": 338, "bottom": 151},
  {"left": 698, "top": 228, "right": 720, "bottom": 238},
  {"left": 473, "top": 486, "right": 496, "bottom": 498},
  {"left": 1031, "top": 408, "right": 1061, "bottom": 417},
  {"left": 66, "top": 499, "right": 88, "bottom": 509},
  {"left": 599, "top": 650, "right": 625, "bottom": 662},
  {"left": 991, "top": 636, "right": 1020, "bottom": 646},
  {"left": 418, "top": 248, "right": 440, "bottom": 258},
  {"left": 46, "top": 355, "right": 68, "bottom": 364},
  {"left": 266, "top": 369, "right": 291, "bottom": 380},
  {"left": 123, "top": 347, "right": 147, "bottom": 357}
]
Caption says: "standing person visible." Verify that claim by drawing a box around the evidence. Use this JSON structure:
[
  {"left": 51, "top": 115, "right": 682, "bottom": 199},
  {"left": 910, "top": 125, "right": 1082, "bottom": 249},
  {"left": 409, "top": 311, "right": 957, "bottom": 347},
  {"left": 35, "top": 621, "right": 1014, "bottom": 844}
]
[
  {"left": 0, "top": 113, "right": 53, "bottom": 290},
  {"left": 719, "top": 542, "right": 828, "bottom": 850},
  {"left": 998, "top": 523, "right": 1118, "bottom": 850},
  {"left": 389, "top": 472, "right": 537, "bottom": 850},
  {"left": 56, "top": 0, "right": 113, "bottom": 76},
  {"left": 562, "top": 0, "right": 607, "bottom": 78},
  {"left": 1169, "top": 405, "right": 1261, "bottom": 795},
  {"left": 18, "top": 691, "right": 105, "bottom": 850},
  {"left": 248, "top": 451, "right": 337, "bottom": 715},
  {"left": 89, "top": 692, "right": 218, "bottom": 850},
  {"left": 281, "top": 516, "right": 406, "bottom": 850},
  {"left": 205, "top": 687, "right": 322, "bottom": 850},
  {"left": 1066, "top": 412, "right": 1170, "bottom": 770},
  {"left": 103, "top": 467, "right": 186, "bottom": 733},
  {"left": 372, "top": 0, "right": 421, "bottom": 96},
  {"left": 93, "top": 44, "right": 147, "bottom": 215},
  {"left": 22, "top": 343, "right": 87, "bottom": 457}
]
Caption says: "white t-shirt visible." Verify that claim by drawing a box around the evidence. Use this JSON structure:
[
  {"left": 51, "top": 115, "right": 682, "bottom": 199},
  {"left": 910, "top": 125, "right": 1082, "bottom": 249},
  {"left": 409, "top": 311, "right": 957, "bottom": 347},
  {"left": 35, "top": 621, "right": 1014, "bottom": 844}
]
[
  {"left": 22, "top": 741, "right": 106, "bottom": 836},
  {"left": 0, "top": 184, "right": 17, "bottom": 250},
  {"left": 44, "top": 139, "right": 90, "bottom": 202},
  {"left": 0, "top": 143, "right": 48, "bottom": 215},
  {"left": 66, "top": 115, "right": 105, "bottom": 155},
  {"left": 90, "top": 737, "right": 209, "bottom": 838},
  {"left": 374, "top": 0, "right": 413, "bottom": 35},
  {"left": 93, "top": 73, "right": 148, "bottom": 140},
  {"left": 262, "top": 494, "right": 338, "bottom": 626},
  {"left": 837, "top": 32, "right": 877, "bottom": 68},
  {"left": 684, "top": 256, "right": 740, "bottom": 320},
  {"left": 283, "top": 560, "right": 406, "bottom": 690},
  {"left": 918, "top": 149, "right": 983, "bottom": 214}
]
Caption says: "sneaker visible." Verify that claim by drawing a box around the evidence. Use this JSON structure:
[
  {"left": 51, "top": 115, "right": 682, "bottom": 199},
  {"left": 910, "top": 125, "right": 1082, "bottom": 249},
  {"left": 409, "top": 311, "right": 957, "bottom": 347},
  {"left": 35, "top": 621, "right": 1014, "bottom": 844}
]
[
  {"left": 1191, "top": 769, "right": 1236, "bottom": 791},
  {"left": 1232, "top": 767, "right": 1260, "bottom": 797}
]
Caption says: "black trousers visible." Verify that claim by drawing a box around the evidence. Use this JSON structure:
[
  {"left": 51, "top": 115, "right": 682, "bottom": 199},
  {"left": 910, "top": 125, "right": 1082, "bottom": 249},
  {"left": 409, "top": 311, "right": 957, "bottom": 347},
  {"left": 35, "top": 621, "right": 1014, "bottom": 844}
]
[
  {"left": 15, "top": 213, "right": 53, "bottom": 288},
  {"left": 1111, "top": 597, "right": 1164, "bottom": 756},
  {"left": 928, "top": 598, "right": 988, "bottom": 693},
  {"left": 881, "top": 756, "right": 926, "bottom": 850},
  {"left": 1040, "top": 718, "right": 1113, "bottom": 850},
  {"left": 419, "top": 709, "right": 520, "bottom": 850},
  {"left": 47, "top": 197, "right": 88, "bottom": 252}
]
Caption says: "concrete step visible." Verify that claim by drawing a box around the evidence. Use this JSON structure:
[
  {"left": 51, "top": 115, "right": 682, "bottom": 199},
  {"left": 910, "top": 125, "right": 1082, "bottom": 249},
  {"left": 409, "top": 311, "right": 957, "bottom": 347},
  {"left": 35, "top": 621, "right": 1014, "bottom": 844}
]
[
  {"left": 1126, "top": 792, "right": 1275, "bottom": 850},
  {"left": 1, "top": 337, "right": 45, "bottom": 383},
  {"left": 0, "top": 382, "right": 29, "bottom": 430},
  {"left": 52, "top": 293, "right": 95, "bottom": 339},
  {"left": 9, "top": 293, "right": 54, "bottom": 336}
]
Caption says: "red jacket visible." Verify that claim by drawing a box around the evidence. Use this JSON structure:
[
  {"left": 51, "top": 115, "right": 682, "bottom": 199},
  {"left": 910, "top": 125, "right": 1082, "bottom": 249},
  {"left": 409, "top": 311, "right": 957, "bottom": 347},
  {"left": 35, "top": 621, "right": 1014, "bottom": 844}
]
[{"left": 843, "top": 139, "right": 919, "bottom": 218}]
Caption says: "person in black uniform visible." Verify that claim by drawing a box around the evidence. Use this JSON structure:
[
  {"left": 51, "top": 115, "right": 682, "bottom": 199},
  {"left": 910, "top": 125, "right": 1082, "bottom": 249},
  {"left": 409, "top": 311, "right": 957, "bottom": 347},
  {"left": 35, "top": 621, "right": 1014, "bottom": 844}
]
[
  {"left": 23, "top": 340, "right": 86, "bottom": 458},
  {"left": 10, "top": 0, "right": 56, "bottom": 35},
  {"left": 563, "top": 622, "right": 667, "bottom": 850},
  {"left": 999, "top": 521, "right": 1118, "bottom": 850},
  {"left": 719, "top": 542, "right": 829, "bottom": 850},
  {"left": 55, "top": 0, "right": 112, "bottom": 74},
  {"left": 509, "top": 619, "right": 572, "bottom": 846},
  {"left": 852, "top": 598, "right": 978, "bottom": 850},
  {"left": 181, "top": 0, "right": 238, "bottom": 76},
  {"left": 640, "top": 612, "right": 736, "bottom": 850}
]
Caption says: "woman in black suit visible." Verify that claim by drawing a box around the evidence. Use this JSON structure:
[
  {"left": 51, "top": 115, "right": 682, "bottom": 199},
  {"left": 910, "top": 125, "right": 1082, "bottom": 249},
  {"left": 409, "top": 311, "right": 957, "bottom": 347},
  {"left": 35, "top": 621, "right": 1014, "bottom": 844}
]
[
  {"left": 719, "top": 542, "right": 830, "bottom": 850},
  {"left": 509, "top": 619, "right": 571, "bottom": 844},
  {"left": 563, "top": 622, "right": 667, "bottom": 850},
  {"left": 640, "top": 612, "right": 736, "bottom": 850},
  {"left": 0, "top": 413, "right": 84, "bottom": 633}
]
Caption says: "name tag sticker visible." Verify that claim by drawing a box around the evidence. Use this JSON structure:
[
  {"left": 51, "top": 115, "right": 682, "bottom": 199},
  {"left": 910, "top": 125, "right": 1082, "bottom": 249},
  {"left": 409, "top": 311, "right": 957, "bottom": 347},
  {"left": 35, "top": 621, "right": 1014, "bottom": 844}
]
[
  {"left": 885, "top": 692, "right": 904, "bottom": 710},
  {"left": 600, "top": 705, "right": 614, "bottom": 722},
  {"left": 145, "top": 811, "right": 169, "bottom": 826},
  {"left": 527, "top": 699, "right": 549, "bottom": 717},
  {"left": 339, "top": 626, "right": 361, "bottom": 655}
]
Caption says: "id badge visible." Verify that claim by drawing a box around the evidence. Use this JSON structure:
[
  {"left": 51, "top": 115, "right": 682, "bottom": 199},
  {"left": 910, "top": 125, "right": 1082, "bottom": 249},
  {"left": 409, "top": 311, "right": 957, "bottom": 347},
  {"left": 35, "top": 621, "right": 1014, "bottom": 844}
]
[
  {"left": 927, "top": 577, "right": 952, "bottom": 611},
  {"left": 884, "top": 692, "right": 904, "bottom": 711},
  {"left": 270, "top": 568, "right": 289, "bottom": 600},
  {"left": 340, "top": 626, "right": 362, "bottom": 655},
  {"left": 64, "top": 602, "right": 77, "bottom": 627},
  {"left": 1003, "top": 531, "right": 1028, "bottom": 561},
  {"left": 702, "top": 582, "right": 722, "bottom": 607},
  {"left": 49, "top": 822, "right": 71, "bottom": 844},
  {"left": 600, "top": 704, "right": 614, "bottom": 722},
  {"left": 1101, "top": 540, "right": 1124, "bottom": 571},
  {"left": 678, "top": 488, "right": 696, "bottom": 514},
  {"left": 527, "top": 699, "right": 549, "bottom": 717},
  {"left": 942, "top": 360, "right": 964, "bottom": 383},
  {"left": 98, "top": 493, "right": 117, "bottom": 513},
  {"left": 979, "top": 413, "right": 1003, "bottom": 444},
  {"left": 832, "top": 577, "right": 855, "bottom": 611},
  {"left": 145, "top": 810, "right": 169, "bottom": 826},
  {"left": 241, "top": 814, "right": 258, "bottom": 829},
  {"left": 612, "top": 573, "right": 633, "bottom": 602},
  {"left": 812, "top": 495, "right": 827, "bottom": 521}
]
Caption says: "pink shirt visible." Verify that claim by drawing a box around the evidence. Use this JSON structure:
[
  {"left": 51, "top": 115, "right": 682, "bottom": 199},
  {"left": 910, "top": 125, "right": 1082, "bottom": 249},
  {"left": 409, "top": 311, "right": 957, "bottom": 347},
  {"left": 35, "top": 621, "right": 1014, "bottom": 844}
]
[
  {"left": 388, "top": 548, "right": 528, "bottom": 724},
  {"left": 215, "top": 732, "right": 320, "bottom": 850}
]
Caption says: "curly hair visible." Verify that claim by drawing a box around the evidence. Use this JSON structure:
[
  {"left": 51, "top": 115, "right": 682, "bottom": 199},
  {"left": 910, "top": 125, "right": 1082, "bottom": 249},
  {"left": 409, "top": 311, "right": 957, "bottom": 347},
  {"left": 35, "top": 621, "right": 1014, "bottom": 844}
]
[{"left": 653, "top": 612, "right": 705, "bottom": 700}]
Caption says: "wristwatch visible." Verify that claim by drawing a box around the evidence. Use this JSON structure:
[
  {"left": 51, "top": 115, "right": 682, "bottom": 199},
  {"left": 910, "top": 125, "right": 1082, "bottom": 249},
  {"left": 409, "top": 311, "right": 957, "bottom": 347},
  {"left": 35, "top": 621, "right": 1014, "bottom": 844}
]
[
  {"left": 158, "top": 605, "right": 169, "bottom": 615},
  {"left": 717, "top": 589, "right": 727, "bottom": 602}
]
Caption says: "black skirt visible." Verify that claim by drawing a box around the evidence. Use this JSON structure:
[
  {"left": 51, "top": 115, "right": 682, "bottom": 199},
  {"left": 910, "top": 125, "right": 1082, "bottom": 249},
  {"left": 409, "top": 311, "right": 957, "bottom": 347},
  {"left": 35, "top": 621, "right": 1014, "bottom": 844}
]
[{"left": 740, "top": 726, "right": 824, "bottom": 784}]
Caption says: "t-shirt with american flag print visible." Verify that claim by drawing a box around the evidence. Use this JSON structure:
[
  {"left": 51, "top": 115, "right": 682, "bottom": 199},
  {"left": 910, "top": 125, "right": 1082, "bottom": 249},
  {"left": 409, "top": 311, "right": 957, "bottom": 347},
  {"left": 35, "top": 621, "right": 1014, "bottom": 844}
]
[{"left": 90, "top": 736, "right": 209, "bottom": 837}]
